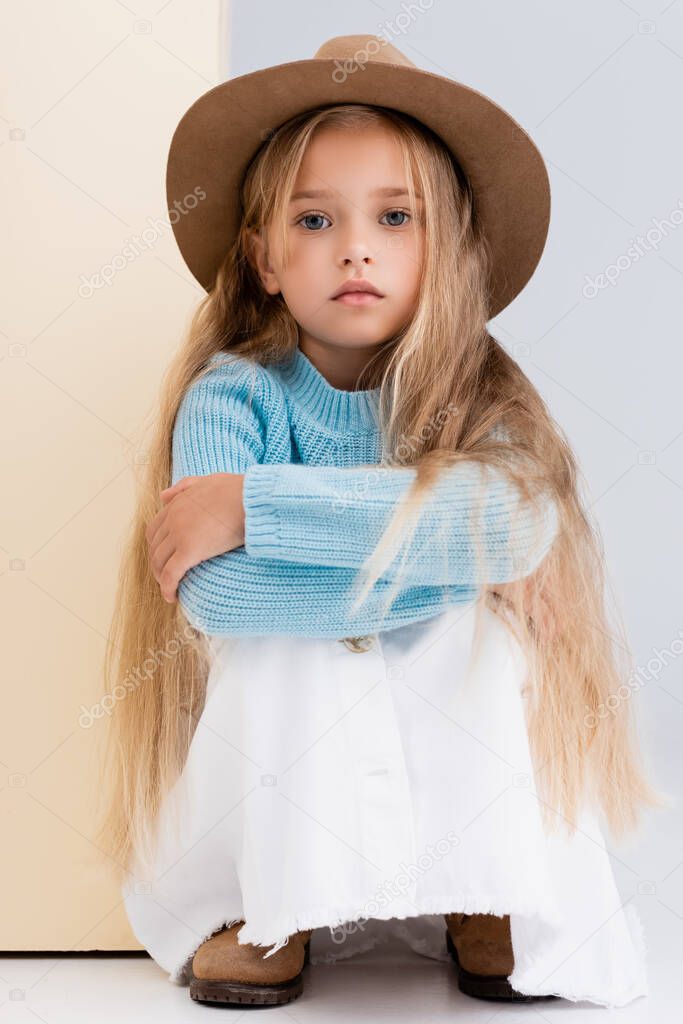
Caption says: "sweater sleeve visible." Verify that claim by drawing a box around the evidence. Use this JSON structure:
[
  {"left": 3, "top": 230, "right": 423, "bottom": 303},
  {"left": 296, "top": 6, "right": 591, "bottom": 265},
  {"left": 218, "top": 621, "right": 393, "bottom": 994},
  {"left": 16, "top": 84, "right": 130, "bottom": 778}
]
[
  {"left": 242, "top": 457, "right": 559, "bottom": 586},
  {"left": 170, "top": 357, "right": 477, "bottom": 638}
]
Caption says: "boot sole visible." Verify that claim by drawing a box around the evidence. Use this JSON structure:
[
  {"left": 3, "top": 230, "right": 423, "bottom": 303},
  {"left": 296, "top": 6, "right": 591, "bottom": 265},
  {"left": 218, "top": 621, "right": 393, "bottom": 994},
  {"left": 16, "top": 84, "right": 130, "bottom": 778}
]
[
  {"left": 446, "top": 929, "right": 558, "bottom": 1003},
  {"left": 189, "top": 937, "right": 310, "bottom": 1006}
]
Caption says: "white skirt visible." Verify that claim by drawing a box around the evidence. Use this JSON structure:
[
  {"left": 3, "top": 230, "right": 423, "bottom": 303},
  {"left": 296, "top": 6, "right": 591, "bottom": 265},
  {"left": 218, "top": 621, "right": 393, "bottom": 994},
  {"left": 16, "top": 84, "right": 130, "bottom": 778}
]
[{"left": 122, "top": 600, "right": 648, "bottom": 1008}]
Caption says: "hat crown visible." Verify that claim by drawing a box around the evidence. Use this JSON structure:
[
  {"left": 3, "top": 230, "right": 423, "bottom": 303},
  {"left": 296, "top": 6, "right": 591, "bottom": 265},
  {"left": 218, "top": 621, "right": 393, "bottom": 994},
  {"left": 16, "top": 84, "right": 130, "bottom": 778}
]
[{"left": 313, "top": 34, "right": 416, "bottom": 69}]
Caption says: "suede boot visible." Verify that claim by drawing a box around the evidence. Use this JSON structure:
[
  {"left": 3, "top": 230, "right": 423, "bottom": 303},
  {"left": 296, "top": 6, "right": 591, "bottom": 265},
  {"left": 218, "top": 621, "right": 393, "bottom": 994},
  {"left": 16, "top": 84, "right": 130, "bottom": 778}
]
[
  {"left": 189, "top": 921, "right": 312, "bottom": 1006},
  {"left": 444, "top": 912, "right": 558, "bottom": 1002}
]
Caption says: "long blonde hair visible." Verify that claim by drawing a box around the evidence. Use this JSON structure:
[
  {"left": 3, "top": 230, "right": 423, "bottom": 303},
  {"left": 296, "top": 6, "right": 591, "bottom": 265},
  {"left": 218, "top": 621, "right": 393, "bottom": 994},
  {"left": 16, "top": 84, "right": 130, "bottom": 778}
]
[{"left": 96, "top": 103, "right": 666, "bottom": 886}]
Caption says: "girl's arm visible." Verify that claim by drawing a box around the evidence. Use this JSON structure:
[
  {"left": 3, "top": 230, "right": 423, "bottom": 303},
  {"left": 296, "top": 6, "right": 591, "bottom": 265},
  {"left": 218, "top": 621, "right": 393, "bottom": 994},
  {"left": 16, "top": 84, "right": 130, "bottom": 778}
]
[
  {"left": 170, "top": 357, "right": 477, "bottom": 638},
  {"left": 242, "top": 458, "right": 559, "bottom": 587},
  {"left": 177, "top": 550, "right": 474, "bottom": 637}
]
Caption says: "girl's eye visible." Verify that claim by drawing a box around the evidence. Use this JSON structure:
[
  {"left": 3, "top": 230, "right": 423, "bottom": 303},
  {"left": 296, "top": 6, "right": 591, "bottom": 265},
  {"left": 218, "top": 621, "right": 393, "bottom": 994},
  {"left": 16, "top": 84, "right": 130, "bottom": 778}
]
[
  {"left": 297, "top": 212, "right": 331, "bottom": 231},
  {"left": 380, "top": 208, "right": 411, "bottom": 227}
]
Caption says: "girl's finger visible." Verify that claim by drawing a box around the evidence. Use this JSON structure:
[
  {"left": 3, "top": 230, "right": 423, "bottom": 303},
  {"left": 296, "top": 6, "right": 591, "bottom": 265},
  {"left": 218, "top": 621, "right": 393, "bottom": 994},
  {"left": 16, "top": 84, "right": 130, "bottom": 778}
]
[
  {"left": 160, "top": 477, "right": 193, "bottom": 499},
  {"left": 160, "top": 552, "right": 187, "bottom": 603},
  {"left": 149, "top": 530, "right": 174, "bottom": 582},
  {"left": 146, "top": 506, "right": 169, "bottom": 549}
]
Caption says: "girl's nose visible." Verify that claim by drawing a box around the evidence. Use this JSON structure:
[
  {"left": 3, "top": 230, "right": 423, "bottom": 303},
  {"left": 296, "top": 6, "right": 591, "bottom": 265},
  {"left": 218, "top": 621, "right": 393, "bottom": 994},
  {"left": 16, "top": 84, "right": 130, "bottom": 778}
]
[
  {"left": 340, "top": 239, "right": 377, "bottom": 267},
  {"left": 342, "top": 252, "right": 374, "bottom": 267},
  {"left": 337, "top": 217, "right": 379, "bottom": 267}
]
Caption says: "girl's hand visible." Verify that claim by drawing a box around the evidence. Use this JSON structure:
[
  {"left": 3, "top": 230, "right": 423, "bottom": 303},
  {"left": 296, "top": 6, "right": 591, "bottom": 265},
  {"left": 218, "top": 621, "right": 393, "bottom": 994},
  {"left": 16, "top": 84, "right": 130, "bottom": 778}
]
[{"left": 146, "top": 472, "right": 245, "bottom": 603}]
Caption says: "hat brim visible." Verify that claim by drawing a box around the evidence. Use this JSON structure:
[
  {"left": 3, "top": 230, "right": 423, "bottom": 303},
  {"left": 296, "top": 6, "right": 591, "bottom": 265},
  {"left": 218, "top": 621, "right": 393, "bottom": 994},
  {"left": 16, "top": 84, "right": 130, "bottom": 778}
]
[{"left": 166, "top": 58, "right": 550, "bottom": 319}]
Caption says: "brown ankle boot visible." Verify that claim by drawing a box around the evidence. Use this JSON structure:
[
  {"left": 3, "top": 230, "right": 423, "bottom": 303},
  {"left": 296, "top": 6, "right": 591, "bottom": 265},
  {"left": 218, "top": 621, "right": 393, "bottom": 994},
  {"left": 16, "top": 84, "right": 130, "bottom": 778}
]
[
  {"left": 444, "top": 912, "right": 558, "bottom": 1002},
  {"left": 189, "top": 921, "right": 312, "bottom": 1006}
]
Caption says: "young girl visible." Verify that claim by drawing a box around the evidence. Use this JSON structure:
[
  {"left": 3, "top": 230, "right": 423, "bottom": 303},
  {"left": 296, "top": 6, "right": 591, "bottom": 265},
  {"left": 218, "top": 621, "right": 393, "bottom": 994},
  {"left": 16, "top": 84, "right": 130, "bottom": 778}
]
[{"left": 98, "top": 35, "right": 664, "bottom": 1010}]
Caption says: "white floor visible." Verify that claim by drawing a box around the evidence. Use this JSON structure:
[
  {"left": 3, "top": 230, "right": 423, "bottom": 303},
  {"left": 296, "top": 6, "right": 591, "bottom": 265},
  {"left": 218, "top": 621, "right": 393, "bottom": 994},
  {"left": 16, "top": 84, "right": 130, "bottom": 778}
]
[{"left": 0, "top": 900, "right": 676, "bottom": 1022}]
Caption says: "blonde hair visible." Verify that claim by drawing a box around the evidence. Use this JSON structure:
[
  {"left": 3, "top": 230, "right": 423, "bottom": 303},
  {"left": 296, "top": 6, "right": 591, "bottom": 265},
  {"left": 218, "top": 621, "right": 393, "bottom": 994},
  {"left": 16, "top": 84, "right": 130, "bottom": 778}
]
[{"left": 96, "top": 103, "right": 666, "bottom": 886}]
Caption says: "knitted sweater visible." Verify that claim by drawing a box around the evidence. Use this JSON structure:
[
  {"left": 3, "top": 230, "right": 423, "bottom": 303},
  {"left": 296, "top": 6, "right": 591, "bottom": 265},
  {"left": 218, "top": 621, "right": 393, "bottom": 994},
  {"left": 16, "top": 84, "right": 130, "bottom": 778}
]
[{"left": 170, "top": 347, "right": 558, "bottom": 637}]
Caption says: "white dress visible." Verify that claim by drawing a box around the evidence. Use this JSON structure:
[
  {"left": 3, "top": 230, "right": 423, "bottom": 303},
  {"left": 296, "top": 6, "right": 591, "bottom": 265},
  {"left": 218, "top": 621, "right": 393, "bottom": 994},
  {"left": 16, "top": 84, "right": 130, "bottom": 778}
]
[{"left": 121, "top": 598, "right": 648, "bottom": 1008}]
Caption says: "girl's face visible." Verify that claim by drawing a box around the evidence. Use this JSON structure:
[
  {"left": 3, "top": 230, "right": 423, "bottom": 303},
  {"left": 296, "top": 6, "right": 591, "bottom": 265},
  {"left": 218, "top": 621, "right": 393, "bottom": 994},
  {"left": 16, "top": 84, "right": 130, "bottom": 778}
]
[{"left": 250, "top": 124, "right": 424, "bottom": 361}]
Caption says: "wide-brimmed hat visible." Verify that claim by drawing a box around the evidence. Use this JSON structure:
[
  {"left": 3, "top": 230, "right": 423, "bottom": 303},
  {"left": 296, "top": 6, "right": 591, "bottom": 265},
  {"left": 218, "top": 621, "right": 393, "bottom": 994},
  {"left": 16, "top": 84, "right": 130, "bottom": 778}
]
[{"left": 166, "top": 33, "right": 550, "bottom": 319}]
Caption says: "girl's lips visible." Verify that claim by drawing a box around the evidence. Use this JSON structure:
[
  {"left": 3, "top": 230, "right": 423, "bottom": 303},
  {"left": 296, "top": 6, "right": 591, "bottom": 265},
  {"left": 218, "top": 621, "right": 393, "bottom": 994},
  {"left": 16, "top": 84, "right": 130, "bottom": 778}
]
[{"left": 332, "top": 292, "right": 384, "bottom": 306}]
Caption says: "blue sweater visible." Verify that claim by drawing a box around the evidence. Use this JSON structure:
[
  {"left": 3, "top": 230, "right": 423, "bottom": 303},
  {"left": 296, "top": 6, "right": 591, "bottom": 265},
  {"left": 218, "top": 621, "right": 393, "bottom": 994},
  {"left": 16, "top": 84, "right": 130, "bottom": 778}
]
[{"left": 170, "top": 347, "right": 558, "bottom": 637}]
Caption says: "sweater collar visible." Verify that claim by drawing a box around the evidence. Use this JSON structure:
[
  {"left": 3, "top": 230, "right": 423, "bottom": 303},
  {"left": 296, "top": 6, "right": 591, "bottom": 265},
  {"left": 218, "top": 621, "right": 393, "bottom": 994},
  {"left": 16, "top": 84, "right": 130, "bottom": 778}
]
[{"left": 276, "top": 346, "right": 381, "bottom": 433}]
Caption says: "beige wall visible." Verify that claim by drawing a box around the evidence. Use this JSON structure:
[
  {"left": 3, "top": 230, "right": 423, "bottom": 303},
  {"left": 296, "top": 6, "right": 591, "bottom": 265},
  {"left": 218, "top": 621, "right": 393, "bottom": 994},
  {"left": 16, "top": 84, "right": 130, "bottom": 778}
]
[{"left": 2, "top": 0, "right": 223, "bottom": 951}]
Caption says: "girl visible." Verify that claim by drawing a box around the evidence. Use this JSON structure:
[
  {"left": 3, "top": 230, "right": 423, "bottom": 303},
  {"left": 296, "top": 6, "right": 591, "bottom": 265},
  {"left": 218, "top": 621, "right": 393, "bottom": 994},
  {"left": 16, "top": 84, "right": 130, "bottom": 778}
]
[{"left": 98, "top": 35, "right": 664, "bottom": 1010}]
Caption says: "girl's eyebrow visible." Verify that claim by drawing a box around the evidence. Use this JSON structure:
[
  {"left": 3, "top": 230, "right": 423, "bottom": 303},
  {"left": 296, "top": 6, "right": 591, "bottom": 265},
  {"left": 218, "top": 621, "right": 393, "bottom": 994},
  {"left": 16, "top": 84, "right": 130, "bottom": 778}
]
[{"left": 290, "top": 186, "right": 423, "bottom": 201}]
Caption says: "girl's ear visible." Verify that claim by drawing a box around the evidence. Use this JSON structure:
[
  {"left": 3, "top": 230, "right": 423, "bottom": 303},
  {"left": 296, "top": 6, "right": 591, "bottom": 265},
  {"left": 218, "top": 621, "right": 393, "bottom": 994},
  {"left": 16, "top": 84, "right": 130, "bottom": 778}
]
[{"left": 246, "top": 229, "right": 281, "bottom": 296}]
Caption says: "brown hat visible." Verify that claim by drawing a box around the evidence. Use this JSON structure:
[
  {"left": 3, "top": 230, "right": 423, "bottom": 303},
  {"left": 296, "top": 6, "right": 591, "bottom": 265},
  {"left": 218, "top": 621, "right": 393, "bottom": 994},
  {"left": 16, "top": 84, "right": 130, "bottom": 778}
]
[{"left": 166, "top": 34, "right": 550, "bottom": 319}]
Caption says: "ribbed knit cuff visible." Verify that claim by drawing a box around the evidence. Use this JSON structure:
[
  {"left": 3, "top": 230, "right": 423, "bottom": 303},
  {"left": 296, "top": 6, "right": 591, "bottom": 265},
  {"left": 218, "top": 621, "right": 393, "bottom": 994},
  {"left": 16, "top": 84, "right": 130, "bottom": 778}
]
[{"left": 243, "top": 464, "right": 282, "bottom": 557}]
